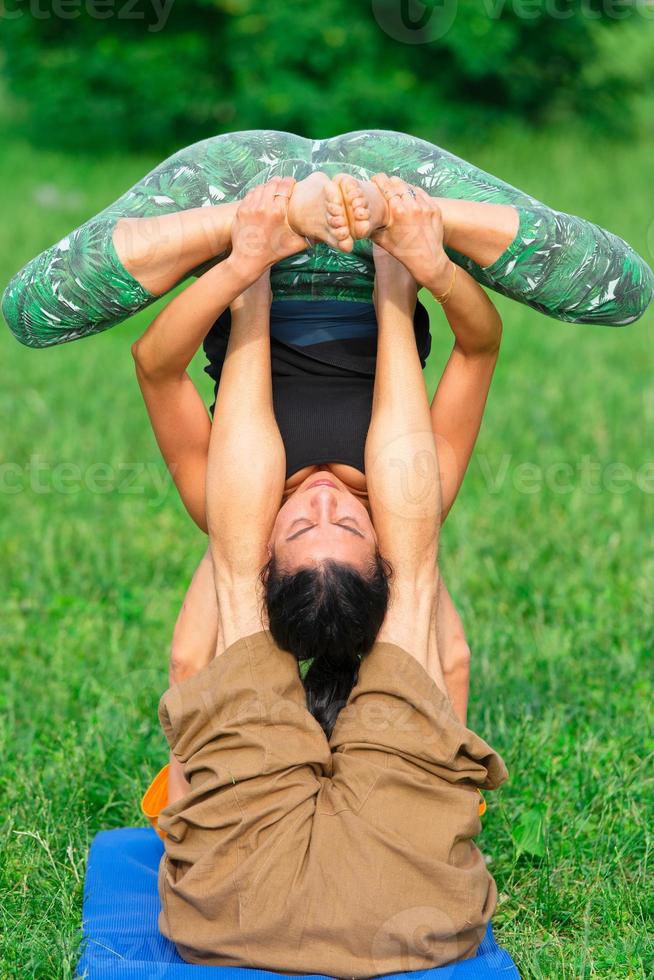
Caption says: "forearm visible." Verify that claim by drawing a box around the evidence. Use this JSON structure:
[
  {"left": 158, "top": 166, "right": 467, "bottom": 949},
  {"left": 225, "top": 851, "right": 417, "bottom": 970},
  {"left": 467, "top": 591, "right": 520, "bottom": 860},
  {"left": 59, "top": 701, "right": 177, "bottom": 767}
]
[
  {"left": 370, "top": 305, "right": 433, "bottom": 440},
  {"left": 426, "top": 260, "right": 502, "bottom": 357},
  {"left": 431, "top": 348, "right": 498, "bottom": 520},
  {"left": 113, "top": 202, "right": 239, "bottom": 295},
  {"left": 131, "top": 254, "right": 251, "bottom": 380},
  {"left": 427, "top": 262, "right": 501, "bottom": 518}
]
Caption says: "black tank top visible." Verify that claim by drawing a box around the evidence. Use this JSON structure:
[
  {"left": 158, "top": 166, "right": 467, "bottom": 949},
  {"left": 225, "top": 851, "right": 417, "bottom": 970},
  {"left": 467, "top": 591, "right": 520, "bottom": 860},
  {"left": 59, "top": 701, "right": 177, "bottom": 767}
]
[{"left": 203, "top": 300, "right": 431, "bottom": 480}]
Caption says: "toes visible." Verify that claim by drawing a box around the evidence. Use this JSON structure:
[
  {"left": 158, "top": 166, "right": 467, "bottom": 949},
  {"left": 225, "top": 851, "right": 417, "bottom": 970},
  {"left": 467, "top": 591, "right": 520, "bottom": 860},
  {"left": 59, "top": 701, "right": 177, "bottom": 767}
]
[
  {"left": 345, "top": 182, "right": 361, "bottom": 204},
  {"left": 327, "top": 214, "right": 348, "bottom": 230},
  {"left": 324, "top": 179, "right": 343, "bottom": 204},
  {"left": 326, "top": 200, "right": 345, "bottom": 217},
  {"left": 324, "top": 226, "right": 353, "bottom": 250},
  {"left": 337, "top": 174, "right": 366, "bottom": 210}
]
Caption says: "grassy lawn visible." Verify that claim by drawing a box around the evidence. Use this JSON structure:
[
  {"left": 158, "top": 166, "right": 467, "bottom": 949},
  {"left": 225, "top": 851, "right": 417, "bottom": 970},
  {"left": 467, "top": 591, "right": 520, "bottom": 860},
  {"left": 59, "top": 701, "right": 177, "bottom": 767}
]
[{"left": 0, "top": 128, "right": 652, "bottom": 978}]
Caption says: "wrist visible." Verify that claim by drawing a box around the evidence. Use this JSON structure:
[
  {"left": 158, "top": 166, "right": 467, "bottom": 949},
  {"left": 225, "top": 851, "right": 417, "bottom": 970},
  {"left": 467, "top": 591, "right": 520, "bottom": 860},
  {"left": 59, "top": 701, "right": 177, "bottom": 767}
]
[
  {"left": 374, "top": 289, "right": 416, "bottom": 321},
  {"left": 424, "top": 257, "right": 455, "bottom": 295},
  {"left": 223, "top": 252, "right": 267, "bottom": 291}
]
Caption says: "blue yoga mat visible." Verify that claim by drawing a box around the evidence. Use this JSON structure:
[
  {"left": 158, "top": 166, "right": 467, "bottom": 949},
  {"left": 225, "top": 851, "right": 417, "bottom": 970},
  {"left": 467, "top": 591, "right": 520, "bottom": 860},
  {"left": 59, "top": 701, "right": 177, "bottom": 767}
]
[{"left": 77, "top": 828, "right": 520, "bottom": 979}]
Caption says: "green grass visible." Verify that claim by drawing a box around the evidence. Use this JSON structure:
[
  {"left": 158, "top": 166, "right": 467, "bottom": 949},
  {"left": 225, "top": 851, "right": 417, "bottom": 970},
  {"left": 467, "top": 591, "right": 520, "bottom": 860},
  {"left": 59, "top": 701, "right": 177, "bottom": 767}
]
[{"left": 1, "top": 128, "right": 653, "bottom": 978}]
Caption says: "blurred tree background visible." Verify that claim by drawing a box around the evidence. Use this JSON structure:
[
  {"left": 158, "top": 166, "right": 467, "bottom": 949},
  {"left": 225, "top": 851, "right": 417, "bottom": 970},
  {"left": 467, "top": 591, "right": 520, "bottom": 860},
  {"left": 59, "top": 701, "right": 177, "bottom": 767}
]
[{"left": 1, "top": 0, "right": 653, "bottom": 153}]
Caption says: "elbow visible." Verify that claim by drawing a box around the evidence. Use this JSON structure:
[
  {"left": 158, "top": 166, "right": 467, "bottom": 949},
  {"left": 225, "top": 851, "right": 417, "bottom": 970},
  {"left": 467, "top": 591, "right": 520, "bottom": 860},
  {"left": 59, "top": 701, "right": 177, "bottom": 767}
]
[
  {"left": 131, "top": 337, "right": 147, "bottom": 373},
  {"left": 479, "top": 311, "right": 503, "bottom": 355},
  {"left": 131, "top": 337, "right": 163, "bottom": 382},
  {"left": 458, "top": 318, "right": 502, "bottom": 359}
]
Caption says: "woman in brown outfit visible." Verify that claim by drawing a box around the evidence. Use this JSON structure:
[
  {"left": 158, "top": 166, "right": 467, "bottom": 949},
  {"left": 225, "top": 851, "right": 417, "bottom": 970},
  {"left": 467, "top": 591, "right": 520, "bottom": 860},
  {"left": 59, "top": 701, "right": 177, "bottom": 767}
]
[{"left": 154, "top": 177, "right": 508, "bottom": 975}]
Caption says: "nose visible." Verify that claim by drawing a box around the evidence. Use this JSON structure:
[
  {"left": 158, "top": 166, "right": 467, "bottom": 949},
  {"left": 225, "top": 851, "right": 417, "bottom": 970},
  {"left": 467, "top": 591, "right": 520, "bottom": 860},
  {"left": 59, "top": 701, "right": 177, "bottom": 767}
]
[{"left": 308, "top": 487, "right": 339, "bottom": 520}]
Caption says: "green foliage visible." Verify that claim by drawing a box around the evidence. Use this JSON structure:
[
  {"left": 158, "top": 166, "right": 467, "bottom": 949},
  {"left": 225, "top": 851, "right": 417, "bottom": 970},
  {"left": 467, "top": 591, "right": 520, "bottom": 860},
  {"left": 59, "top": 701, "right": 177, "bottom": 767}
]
[{"left": 1, "top": 0, "right": 653, "bottom": 152}]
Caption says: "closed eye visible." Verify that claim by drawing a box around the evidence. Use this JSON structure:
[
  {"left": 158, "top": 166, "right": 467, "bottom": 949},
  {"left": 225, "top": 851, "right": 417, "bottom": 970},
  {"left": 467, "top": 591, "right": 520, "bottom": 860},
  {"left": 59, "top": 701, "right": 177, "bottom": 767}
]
[
  {"left": 286, "top": 522, "right": 316, "bottom": 542},
  {"left": 336, "top": 519, "right": 365, "bottom": 539},
  {"left": 286, "top": 519, "right": 365, "bottom": 542}
]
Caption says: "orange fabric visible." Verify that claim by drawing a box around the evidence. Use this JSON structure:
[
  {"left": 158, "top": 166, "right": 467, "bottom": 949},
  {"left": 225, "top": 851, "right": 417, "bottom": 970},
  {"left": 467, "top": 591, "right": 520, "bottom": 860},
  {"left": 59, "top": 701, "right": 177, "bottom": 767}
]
[{"left": 141, "top": 763, "right": 170, "bottom": 840}]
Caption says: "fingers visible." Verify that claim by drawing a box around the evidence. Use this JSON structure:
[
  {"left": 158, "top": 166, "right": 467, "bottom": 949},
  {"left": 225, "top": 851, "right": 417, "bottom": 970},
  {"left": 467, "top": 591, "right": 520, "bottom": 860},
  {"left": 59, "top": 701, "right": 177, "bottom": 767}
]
[
  {"left": 239, "top": 176, "right": 296, "bottom": 216},
  {"left": 372, "top": 173, "right": 408, "bottom": 199},
  {"left": 388, "top": 175, "right": 412, "bottom": 199},
  {"left": 412, "top": 185, "right": 435, "bottom": 206},
  {"left": 372, "top": 172, "right": 393, "bottom": 197}
]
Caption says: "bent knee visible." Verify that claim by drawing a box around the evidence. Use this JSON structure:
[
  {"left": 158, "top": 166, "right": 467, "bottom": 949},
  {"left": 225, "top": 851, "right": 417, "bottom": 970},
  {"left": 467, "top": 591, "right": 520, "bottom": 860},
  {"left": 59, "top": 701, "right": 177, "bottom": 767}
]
[
  {"left": 442, "top": 635, "right": 471, "bottom": 677},
  {"left": 169, "top": 646, "right": 210, "bottom": 686}
]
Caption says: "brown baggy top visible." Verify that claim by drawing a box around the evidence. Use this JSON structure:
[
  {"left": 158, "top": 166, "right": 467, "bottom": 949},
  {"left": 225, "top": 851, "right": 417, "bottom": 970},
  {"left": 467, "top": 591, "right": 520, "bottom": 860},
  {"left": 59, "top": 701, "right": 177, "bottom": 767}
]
[{"left": 157, "top": 630, "right": 508, "bottom": 977}]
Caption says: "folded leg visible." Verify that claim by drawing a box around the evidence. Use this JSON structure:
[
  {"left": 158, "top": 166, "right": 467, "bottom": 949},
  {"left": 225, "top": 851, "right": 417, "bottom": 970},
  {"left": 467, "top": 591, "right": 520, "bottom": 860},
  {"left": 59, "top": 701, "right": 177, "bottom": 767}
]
[
  {"left": 326, "top": 129, "right": 654, "bottom": 325},
  {"left": 2, "top": 130, "right": 311, "bottom": 347},
  {"left": 7, "top": 127, "right": 646, "bottom": 347},
  {"left": 156, "top": 630, "right": 332, "bottom": 966},
  {"left": 157, "top": 630, "right": 507, "bottom": 976}
]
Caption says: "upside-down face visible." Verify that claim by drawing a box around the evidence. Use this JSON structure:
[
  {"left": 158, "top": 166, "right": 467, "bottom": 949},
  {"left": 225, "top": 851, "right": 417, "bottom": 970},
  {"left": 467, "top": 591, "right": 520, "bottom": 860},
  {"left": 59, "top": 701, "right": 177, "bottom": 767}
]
[{"left": 269, "top": 470, "right": 377, "bottom": 572}]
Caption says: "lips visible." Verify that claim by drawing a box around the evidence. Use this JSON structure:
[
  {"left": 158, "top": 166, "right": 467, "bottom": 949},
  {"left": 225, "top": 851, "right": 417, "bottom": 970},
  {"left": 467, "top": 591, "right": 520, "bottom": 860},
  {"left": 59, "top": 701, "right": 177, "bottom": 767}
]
[{"left": 306, "top": 478, "right": 338, "bottom": 491}]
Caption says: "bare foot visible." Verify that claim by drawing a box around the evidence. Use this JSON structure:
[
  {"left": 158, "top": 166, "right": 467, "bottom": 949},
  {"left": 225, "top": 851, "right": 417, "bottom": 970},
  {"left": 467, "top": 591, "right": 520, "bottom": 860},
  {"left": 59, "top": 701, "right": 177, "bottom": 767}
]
[
  {"left": 334, "top": 174, "right": 389, "bottom": 241},
  {"left": 286, "top": 172, "right": 354, "bottom": 252}
]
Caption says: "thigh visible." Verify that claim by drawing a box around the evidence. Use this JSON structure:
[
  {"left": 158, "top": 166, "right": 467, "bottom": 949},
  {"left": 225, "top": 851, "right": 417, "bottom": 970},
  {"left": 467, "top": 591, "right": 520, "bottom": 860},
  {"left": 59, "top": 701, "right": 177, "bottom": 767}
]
[
  {"left": 104, "top": 130, "right": 312, "bottom": 219},
  {"left": 327, "top": 129, "right": 536, "bottom": 204}
]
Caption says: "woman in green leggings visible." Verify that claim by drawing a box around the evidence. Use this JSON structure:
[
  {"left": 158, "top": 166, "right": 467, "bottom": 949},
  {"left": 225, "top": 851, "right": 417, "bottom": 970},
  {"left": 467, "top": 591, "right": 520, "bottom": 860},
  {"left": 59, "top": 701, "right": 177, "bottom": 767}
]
[{"left": 3, "top": 128, "right": 652, "bottom": 347}]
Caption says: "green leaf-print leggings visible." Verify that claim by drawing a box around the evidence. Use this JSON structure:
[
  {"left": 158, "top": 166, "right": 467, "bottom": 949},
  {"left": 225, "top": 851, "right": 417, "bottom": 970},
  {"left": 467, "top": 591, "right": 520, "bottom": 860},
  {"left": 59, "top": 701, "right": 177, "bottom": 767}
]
[{"left": 3, "top": 129, "right": 653, "bottom": 348}]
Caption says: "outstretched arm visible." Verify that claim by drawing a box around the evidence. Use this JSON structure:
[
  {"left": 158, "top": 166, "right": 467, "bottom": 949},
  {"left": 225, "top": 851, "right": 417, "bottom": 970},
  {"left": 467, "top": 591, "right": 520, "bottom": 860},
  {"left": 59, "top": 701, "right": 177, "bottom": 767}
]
[
  {"left": 205, "top": 181, "right": 305, "bottom": 649},
  {"left": 365, "top": 239, "right": 442, "bottom": 683}
]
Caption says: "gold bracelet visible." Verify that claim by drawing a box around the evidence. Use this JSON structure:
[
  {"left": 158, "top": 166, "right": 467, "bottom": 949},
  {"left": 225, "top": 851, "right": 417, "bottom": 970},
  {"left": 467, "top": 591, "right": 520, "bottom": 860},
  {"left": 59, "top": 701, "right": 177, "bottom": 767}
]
[{"left": 433, "top": 263, "right": 457, "bottom": 305}]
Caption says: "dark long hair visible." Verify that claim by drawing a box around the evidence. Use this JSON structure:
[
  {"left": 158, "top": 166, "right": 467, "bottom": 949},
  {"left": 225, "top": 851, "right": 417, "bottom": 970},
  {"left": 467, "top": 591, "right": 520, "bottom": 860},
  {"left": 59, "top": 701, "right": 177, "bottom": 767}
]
[{"left": 262, "top": 554, "right": 391, "bottom": 737}]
